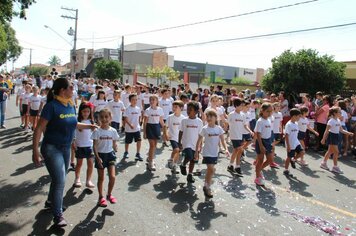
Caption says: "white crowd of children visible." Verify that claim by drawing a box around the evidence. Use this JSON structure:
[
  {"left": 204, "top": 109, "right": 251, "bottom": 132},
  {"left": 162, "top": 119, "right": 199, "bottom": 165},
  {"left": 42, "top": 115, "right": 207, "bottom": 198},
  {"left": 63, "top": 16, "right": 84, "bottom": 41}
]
[{"left": 11, "top": 77, "right": 354, "bottom": 203}]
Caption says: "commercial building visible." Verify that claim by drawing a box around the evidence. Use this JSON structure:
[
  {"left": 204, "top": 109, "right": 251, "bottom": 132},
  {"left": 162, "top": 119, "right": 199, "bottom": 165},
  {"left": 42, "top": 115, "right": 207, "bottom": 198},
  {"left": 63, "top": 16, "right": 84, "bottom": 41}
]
[{"left": 343, "top": 61, "right": 356, "bottom": 88}]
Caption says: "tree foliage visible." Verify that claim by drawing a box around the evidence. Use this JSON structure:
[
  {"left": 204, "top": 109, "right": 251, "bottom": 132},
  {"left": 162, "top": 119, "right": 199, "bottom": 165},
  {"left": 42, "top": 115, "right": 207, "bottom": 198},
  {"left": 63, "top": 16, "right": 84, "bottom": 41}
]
[
  {"left": 0, "top": 0, "right": 36, "bottom": 23},
  {"left": 147, "top": 66, "right": 180, "bottom": 81},
  {"left": 48, "top": 55, "right": 62, "bottom": 66},
  {"left": 262, "top": 49, "right": 346, "bottom": 96},
  {"left": 94, "top": 59, "right": 122, "bottom": 80},
  {"left": 231, "top": 77, "right": 252, "bottom": 85},
  {"left": 24, "top": 66, "right": 49, "bottom": 77}
]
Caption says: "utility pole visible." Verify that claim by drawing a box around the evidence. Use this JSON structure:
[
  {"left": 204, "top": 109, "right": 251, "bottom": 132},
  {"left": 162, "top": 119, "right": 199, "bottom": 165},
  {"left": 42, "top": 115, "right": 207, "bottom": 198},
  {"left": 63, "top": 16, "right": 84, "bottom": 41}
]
[
  {"left": 120, "top": 36, "right": 124, "bottom": 84},
  {"left": 29, "top": 48, "right": 32, "bottom": 69},
  {"left": 61, "top": 7, "right": 78, "bottom": 76}
]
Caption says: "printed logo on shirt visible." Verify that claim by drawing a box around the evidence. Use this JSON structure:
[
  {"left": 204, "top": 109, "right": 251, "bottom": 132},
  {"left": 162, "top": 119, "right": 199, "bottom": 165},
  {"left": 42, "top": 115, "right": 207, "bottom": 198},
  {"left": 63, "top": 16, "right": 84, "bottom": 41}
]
[
  {"left": 150, "top": 114, "right": 161, "bottom": 117},
  {"left": 265, "top": 125, "right": 271, "bottom": 128},
  {"left": 291, "top": 129, "right": 298, "bottom": 132},
  {"left": 186, "top": 125, "right": 198, "bottom": 128},
  {"left": 59, "top": 113, "right": 76, "bottom": 119},
  {"left": 208, "top": 133, "right": 220, "bottom": 137},
  {"left": 130, "top": 112, "right": 139, "bottom": 115},
  {"left": 173, "top": 122, "right": 180, "bottom": 126},
  {"left": 99, "top": 136, "right": 113, "bottom": 140},
  {"left": 234, "top": 119, "right": 243, "bottom": 122}
]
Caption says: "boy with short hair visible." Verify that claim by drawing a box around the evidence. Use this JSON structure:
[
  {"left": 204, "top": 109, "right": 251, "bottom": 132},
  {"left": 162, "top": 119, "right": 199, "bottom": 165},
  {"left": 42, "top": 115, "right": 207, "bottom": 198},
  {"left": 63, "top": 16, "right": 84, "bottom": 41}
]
[
  {"left": 123, "top": 93, "right": 142, "bottom": 161},
  {"left": 284, "top": 108, "right": 304, "bottom": 177},
  {"left": 106, "top": 90, "right": 125, "bottom": 133},
  {"left": 179, "top": 101, "right": 203, "bottom": 183},
  {"left": 160, "top": 89, "right": 173, "bottom": 147},
  {"left": 164, "top": 100, "right": 185, "bottom": 173}
]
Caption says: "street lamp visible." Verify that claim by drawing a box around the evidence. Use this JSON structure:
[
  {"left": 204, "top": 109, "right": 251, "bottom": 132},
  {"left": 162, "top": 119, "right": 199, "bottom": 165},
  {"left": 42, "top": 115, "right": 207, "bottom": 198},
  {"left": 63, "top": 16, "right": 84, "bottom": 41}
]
[{"left": 43, "top": 25, "right": 72, "bottom": 47}]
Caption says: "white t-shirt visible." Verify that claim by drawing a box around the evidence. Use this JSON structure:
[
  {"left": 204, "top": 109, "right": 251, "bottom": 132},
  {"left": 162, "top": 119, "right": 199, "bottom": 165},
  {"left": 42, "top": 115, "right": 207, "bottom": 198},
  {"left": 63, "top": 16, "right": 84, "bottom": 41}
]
[
  {"left": 200, "top": 125, "right": 224, "bottom": 157},
  {"left": 72, "top": 90, "right": 78, "bottom": 104},
  {"left": 106, "top": 100, "right": 125, "bottom": 123},
  {"left": 179, "top": 117, "right": 203, "bottom": 150},
  {"left": 166, "top": 113, "right": 186, "bottom": 142},
  {"left": 242, "top": 111, "right": 251, "bottom": 135},
  {"left": 298, "top": 117, "right": 309, "bottom": 133},
  {"left": 29, "top": 94, "right": 42, "bottom": 110},
  {"left": 93, "top": 99, "right": 108, "bottom": 112},
  {"left": 105, "top": 88, "right": 114, "bottom": 101},
  {"left": 285, "top": 121, "right": 300, "bottom": 149},
  {"left": 46, "top": 80, "right": 53, "bottom": 89},
  {"left": 89, "top": 94, "right": 96, "bottom": 104},
  {"left": 87, "top": 84, "right": 96, "bottom": 93},
  {"left": 254, "top": 117, "right": 272, "bottom": 139},
  {"left": 249, "top": 107, "right": 256, "bottom": 120},
  {"left": 91, "top": 127, "right": 119, "bottom": 153},
  {"left": 21, "top": 92, "right": 32, "bottom": 105},
  {"left": 227, "top": 106, "right": 235, "bottom": 114},
  {"left": 41, "top": 95, "right": 47, "bottom": 106},
  {"left": 121, "top": 91, "right": 131, "bottom": 108},
  {"left": 228, "top": 111, "right": 246, "bottom": 140},
  {"left": 272, "top": 112, "right": 283, "bottom": 134},
  {"left": 205, "top": 106, "right": 224, "bottom": 121},
  {"left": 328, "top": 118, "right": 341, "bottom": 134},
  {"left": 75, "top": 120, "right": 93, "bottom": 147},
  {"left": 281, "top": 99, "right": 289, "bottom": 117},
  {"left": 141, "top": 92, "right": 151, "bottom": 105},
  {"left": 182, "top": 103, "right": 188, "bottom": 117},
  {"left": 144, "top": 107, "right": 164, "bottom": 124},
  {"left": 123, "top": 106, "right": 141, "bottom": 133},
  {"left": 340, "top": 110, "right": 348, "bottom": 126},
  {"left": 159, "top": 98, "right": 173, "bottom": 120}
]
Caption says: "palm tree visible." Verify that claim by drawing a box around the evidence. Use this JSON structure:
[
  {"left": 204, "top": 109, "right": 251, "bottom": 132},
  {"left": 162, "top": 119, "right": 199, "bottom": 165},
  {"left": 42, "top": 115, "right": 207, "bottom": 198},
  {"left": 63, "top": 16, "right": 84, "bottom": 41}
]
[{"left": 48, "top": 55, "right": 62, "bottom": 66}]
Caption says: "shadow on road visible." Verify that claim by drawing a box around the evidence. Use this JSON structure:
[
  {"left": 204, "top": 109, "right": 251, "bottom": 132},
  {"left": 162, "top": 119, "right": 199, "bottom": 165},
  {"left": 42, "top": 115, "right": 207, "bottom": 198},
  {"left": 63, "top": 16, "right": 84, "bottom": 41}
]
[
  {"left": 28, "top": 209, "right": 66, "bottom": 236},
  {"left": 0, "top": 221, "right": 28, "bottom": 236},
  {"left": 328, "top": 174, "right": 356, "bottom": 189},
  {"left": 68, "top": 206, "right": 114, "bottom": 235},
  {"left": 286, "top": 176, "right": 313, "bottom": 197},
  {"left": 255, "top": 188, "right": 280, "bottom": 216},
  {"left": 127, "top": 171, "right": 155, "bottom": 191},
  {"left": 63, "top": 186, "right": 94, "bottom": 207},
  {"left": 192, "top": 201, "right": 227, "bottom": 231},
  {"left": 10, "top": 162, "right": 36, "bottom": 176}
]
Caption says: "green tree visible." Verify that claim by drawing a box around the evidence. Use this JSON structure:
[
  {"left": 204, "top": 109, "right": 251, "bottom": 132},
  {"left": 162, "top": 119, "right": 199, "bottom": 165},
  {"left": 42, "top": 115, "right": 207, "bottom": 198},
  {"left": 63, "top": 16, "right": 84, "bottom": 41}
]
[
  {"left": 262, "top": 49, "right": 346, "bottom": 96},
  {"left": 24, "top": 66, "right": 49, "bottom": 77},
  {"left": 94, "top": 59, "right": 122, "bottom": 80},
  {"left": 0, "top": 0, "right": 36, "bottom": 23},
  {"left": 48, "top": 55, "right": 62, "bottom": 66},
  {"left": 231, "top": 77, "right": 252, "bottom": 85},
  {"left": 0, "top": 22, "right": 22, "bottom": 65}
]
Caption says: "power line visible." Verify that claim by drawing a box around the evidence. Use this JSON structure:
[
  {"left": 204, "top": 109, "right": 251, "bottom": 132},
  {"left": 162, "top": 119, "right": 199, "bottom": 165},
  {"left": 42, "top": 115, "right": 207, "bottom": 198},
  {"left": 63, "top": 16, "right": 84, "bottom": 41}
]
[
  {"left": 77, "top": 0, "right": 320, "bottom": 40},
  {"left": 125, "top": 21, "right": 356, "bottom": 52},
  {"left": 18, "top": 39, "right": 70, "bottom": 51},
  {"left": 124, "top": 0, "right": 320, "bottom": 36}
]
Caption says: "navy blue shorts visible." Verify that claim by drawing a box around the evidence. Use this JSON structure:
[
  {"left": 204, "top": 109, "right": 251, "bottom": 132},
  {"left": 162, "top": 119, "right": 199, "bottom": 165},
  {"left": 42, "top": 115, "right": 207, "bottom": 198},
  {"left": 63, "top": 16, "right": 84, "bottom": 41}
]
[
  {"left": 170, "top": 140, "right": 179, "bottom": 149},
  {"left": 271, "top": 132, "right": 282, "bottom": 142},
  {"left": 231, "top": 139, "right": 243, "bottom": 149},
  {"left": 144, "top": 104, "right": 150, "bottom": 110},
  {"left": 255, "top": 138, "right": 273, "bottom": 154},
  {"left": 75, "top": 146, "right": 94, "bottom": 159},
  {"left": 30, "top": 109, "right": 39, "bottom": 116},
  {"left": 242, "top": 133, "right": 252, "bottom": 142},
  {"left": 298, "top": 131, "right": 306, "bottom": 140},
  {"left": 146, "top": 123, "right": 161, "bottom": 140},
  {"left": 125, "top": 131, "right": 141, "bottom": 144},
  {"left": 95, "top": 152, "right": 116, "bottom": 169},
  {"left": 288, "top": 144, "right": 304, "bottom": 158},
  {"left": 202, "top": 156, "right": 218, "bottom": 165},
  {"left": 183, "top": 148, "right": 195, "bottom": 161},
  {"left": 21, "top": 104, "right": 28, "bottom": 116},
  {"left": 327, "top": 132, "right": 339, "bottom": 145},
  {"left": 250, "top": 119, "right": 256, "bottom": 131},
  {"left": 111, "top": 122, "right": 120, "bottom": 132}
]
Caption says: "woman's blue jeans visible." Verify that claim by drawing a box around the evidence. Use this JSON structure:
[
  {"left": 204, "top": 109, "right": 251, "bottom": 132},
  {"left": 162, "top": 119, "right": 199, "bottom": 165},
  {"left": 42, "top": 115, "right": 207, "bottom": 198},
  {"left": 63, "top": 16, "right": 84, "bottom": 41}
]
[{"left": 41, "top": 143, "right": 70, "bottom": 218}]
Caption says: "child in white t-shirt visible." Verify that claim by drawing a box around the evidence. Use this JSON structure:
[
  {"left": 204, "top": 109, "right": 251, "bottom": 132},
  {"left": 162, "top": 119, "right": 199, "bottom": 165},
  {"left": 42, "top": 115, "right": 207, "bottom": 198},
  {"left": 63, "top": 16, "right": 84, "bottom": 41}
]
[
  {"left": 270, "top": 102, "right": 283, "bottom": 168},
  {"left": 179, "top": 101, "right": 203, "bottom": 184},
  {"left": 92, "top": 109, "right": 119, "bottom": 207},
  {"left": 284, "top": 108, "right": 304, "bottom": 177},
  {"left": 106, "top": 90, "right": 125, "bottom": 133},
  {"left": 123, "top": 94, "right": 142, "bottom": 160},
  {"left": 159, "top": 89, "right": 173, "bottom": 147},
  {"left": 29, "top": 86, "right": 42, "bottom": 130},
  {"left": 73, "top": 102, "right": 95, "bottom": 189},
  {"left": 195, "top": 109, "right": 229, "bottom": 198},
  {"left": 164, "top": 100, "right": 185, "bottom": 174},
  {"left": 93, "top": 90, "right": 108, "bottom": 123}
]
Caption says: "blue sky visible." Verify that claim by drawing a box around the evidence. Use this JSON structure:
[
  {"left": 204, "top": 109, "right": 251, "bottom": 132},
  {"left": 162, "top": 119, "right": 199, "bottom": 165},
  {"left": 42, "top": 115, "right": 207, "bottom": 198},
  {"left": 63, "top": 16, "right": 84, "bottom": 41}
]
[{"left": 4, "top": 0, "right": 356, "bottom": 70}]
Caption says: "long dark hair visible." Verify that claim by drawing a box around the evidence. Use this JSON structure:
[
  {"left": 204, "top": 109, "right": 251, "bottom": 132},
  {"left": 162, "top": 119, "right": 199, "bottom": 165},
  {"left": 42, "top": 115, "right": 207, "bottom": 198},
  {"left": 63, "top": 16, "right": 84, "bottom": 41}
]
[
  {"left": 47, "top": 78, "right": 70, "bottom": 103},
  {"left": 77, "top": 102, "right": 94, "bottom": 124}
]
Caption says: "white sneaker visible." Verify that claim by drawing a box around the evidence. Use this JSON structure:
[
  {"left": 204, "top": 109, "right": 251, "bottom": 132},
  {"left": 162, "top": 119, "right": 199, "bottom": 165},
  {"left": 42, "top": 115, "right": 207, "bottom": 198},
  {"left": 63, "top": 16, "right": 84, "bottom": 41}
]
[
  {"left": 320, "top": 162, "right": 329, "bottom": 170},
  {"left": 331, "top": 166, "right": 343, "bottom": 174}
]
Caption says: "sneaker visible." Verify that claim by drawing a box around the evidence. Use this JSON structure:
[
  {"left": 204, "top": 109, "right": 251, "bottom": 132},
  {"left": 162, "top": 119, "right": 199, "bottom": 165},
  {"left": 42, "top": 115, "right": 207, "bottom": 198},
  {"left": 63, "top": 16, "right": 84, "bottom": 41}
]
[
  {"left": 70, "top": 162, "right": 76, "bottom": 170},
  {"left": 53, "top": 216, "right": 67, "bottom": 228},
  {"left": 24, "top": 127, "right": 30, "bottom": 132},
  {"left": 167, "top": 159, "right": 173, "bottom": 169},
  {"left": 180, "top": 164, "right": 187, "bottom": 176},
  {"left": 270, "top": 162, "right": 280, "bottom": 169},
  {"left": 162, "top": 142, "right": 169, "bottom": 147},
  {"left": 73, "top": 179, "right": 82, "bottom": 188},
  {"left": 290, "top": 159, "right": 296, "bottom": 169},
  {"left": 331, "top": 166, "right": 343, "bottom": 174},
  {"left": 1, "top": 125, "right": 6, "bottom": 129},
  {"left": 203, "top": 186, "right": 213, "bottom": 198},
  {"left": 107, "top": 195, "right": 117, "bottom": 204},
  {"left": 171, "top": 164, "right": 179, "bottom": 174},
  {"left": 283, "top": 170, "right": 292, "bottom": 177},
  {"left": 254, "top": 177, "right": 265, "bottom": 186},
  {"left": 260, "top": 172, "right": 265, "bottom": 180},
  {"left": 85, "top": 181, "right": 95, "bottom": 188},
  {"left": 320, "top": 162, "right": 329, "bottom": 171},
  {"left": 298, "top": 160, "right": 308, "bottom": 166},
  {"left": 123, "top": 151, "right": 129, "bottom": 159},
  {"left": 147, "top": 162, "right": 156, "bottom": 171},
  {"left": 235, "top": 167, "right": 243, "bottom": 177},
  {"left": 135, "top": 153, "right": 143, "bottom": 161},
  {"left": 97, "top": 197, "right": 107, "bottom": 207},
  {"left": 227, "top": 165, "right": 237, "bottom": 174},
  {"left": 187, "top": 174, "right": 195, "bottom": 183}
]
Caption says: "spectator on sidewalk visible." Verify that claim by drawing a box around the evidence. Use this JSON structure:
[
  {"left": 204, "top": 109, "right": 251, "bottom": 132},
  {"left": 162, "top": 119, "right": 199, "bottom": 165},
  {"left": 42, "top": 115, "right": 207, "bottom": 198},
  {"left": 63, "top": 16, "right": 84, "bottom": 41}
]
[{"left": 0, "top": 74, "right": 9, "bottom": 129}]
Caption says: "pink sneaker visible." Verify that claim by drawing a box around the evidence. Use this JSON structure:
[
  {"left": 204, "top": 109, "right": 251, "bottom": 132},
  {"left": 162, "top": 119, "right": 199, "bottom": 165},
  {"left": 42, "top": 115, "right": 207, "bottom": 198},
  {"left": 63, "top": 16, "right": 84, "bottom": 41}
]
[
  {"left": 254, "top": 177, "right": 265, "bottom": 186},
  {"left": 270, "top": 162, "right": 279, "bottom": 168},
  {"left": 331, "top": 166, "right": 343, "bottom": 174},
  {"left": 320, "top": 162, "right": 329, "bottom": 171},
  {"left": 107, "top": 195, "right": 117, "bottom": 204}
]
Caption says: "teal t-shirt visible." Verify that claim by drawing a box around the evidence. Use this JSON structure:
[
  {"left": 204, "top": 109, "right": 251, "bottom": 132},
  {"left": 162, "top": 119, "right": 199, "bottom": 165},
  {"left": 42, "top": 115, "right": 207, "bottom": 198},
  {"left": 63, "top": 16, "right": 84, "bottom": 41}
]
[{"left": 41, "top": 99, "right": 77, "bottom": 146}]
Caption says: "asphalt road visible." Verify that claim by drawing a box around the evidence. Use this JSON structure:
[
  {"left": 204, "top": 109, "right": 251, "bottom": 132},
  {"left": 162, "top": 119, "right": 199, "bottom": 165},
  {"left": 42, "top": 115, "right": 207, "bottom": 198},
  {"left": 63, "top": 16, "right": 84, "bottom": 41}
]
[{"left": 0, "top": 97, "right": 355, "bottom": 236}]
